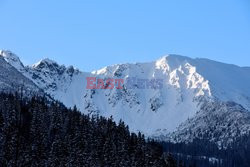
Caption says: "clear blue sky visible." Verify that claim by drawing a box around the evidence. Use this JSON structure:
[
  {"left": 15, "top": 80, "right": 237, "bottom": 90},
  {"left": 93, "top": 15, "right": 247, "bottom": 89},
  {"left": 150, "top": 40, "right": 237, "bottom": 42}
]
[{"left": 0, "top": 0, "right": 249, "bottom": 71}]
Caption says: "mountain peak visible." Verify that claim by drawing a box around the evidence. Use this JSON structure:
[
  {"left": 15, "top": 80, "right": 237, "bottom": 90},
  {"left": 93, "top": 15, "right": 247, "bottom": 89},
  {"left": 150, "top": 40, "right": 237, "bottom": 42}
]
[
  {"left": 155, "top": 54, "right": 193, "bottom": 71},
  {"left": 0, "top": 50, "right": 24, "bottom": 70},
  {"left": 32, "top": 58, "right": 58, "bottom": 68},
  {"left": 157, "top": 54, "right": 192, "bottom": 61},
  {"left": 31, "top": 58, "right": 81, "bottom": 77}
]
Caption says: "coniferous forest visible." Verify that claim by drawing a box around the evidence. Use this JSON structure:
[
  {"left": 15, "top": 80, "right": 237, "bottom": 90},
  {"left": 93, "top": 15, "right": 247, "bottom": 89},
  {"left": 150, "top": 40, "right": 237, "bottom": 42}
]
[
  {"left": 161, "top": 134, "right": 250, "bottom": 167},
  {"left": 1, "top": 92, "right": 250, "bottom": 167},
  {"left": 0, "top": 93, "right": 175, "bottom": 167}
]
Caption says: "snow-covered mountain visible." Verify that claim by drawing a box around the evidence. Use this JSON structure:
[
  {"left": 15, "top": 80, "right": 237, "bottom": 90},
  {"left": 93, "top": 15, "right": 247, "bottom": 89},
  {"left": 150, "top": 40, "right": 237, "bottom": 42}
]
[
  {"left": 0, "top": 50, "right": 43, "bottom": 96},
  {"left": 1, "top": 50, "right": 250, "bottom": 146}
]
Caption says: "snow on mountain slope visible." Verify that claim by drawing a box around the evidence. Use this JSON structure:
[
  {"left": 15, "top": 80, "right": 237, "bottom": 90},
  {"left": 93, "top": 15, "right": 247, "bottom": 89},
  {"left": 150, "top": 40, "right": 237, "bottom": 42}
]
[
  {"left": 88, "top": 58, "right": 212, "bottom": 134},
  {"left": 0, "top": 51, "right": 43, "bottom": 95},
  {"left": 166, "top": 100, "right": 250, "bottom": 148},
  {"left": 165, "top": 55, "right": 250, "bottom": 111},
  {"left": 0, "top": 50, "right": 25, "bottom": 71},
  {"left": 1, "top": 50, "right": 250, "bottom": 143},
  {"left": 25, "top": 58, "right": 88, "bottom": 112}
]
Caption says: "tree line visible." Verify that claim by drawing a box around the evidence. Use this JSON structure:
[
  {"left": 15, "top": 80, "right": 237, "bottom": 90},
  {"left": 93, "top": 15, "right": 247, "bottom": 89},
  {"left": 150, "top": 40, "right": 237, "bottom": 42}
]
[{"left": 0, "top": 93, "right": 178, "bottom": 167}]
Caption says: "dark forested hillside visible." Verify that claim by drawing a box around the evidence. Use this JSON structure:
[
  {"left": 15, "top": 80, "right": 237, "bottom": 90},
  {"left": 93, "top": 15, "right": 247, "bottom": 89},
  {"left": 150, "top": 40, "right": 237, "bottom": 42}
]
[
  {"left": 1, "top": 92, "right": 249, "bottom": 167},
  {"left": 0, "top": 93, "right": 175, "bottom": 167},
  {"left": 161, "top": 136, "right": 250, "bottom": 167}
]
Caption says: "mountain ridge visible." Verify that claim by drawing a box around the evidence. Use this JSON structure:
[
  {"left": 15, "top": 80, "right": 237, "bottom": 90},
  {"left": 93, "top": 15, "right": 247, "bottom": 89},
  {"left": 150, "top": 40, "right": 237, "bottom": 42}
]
[{"left": 1, "top": 50, "right": 250, "bottom": 146}]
